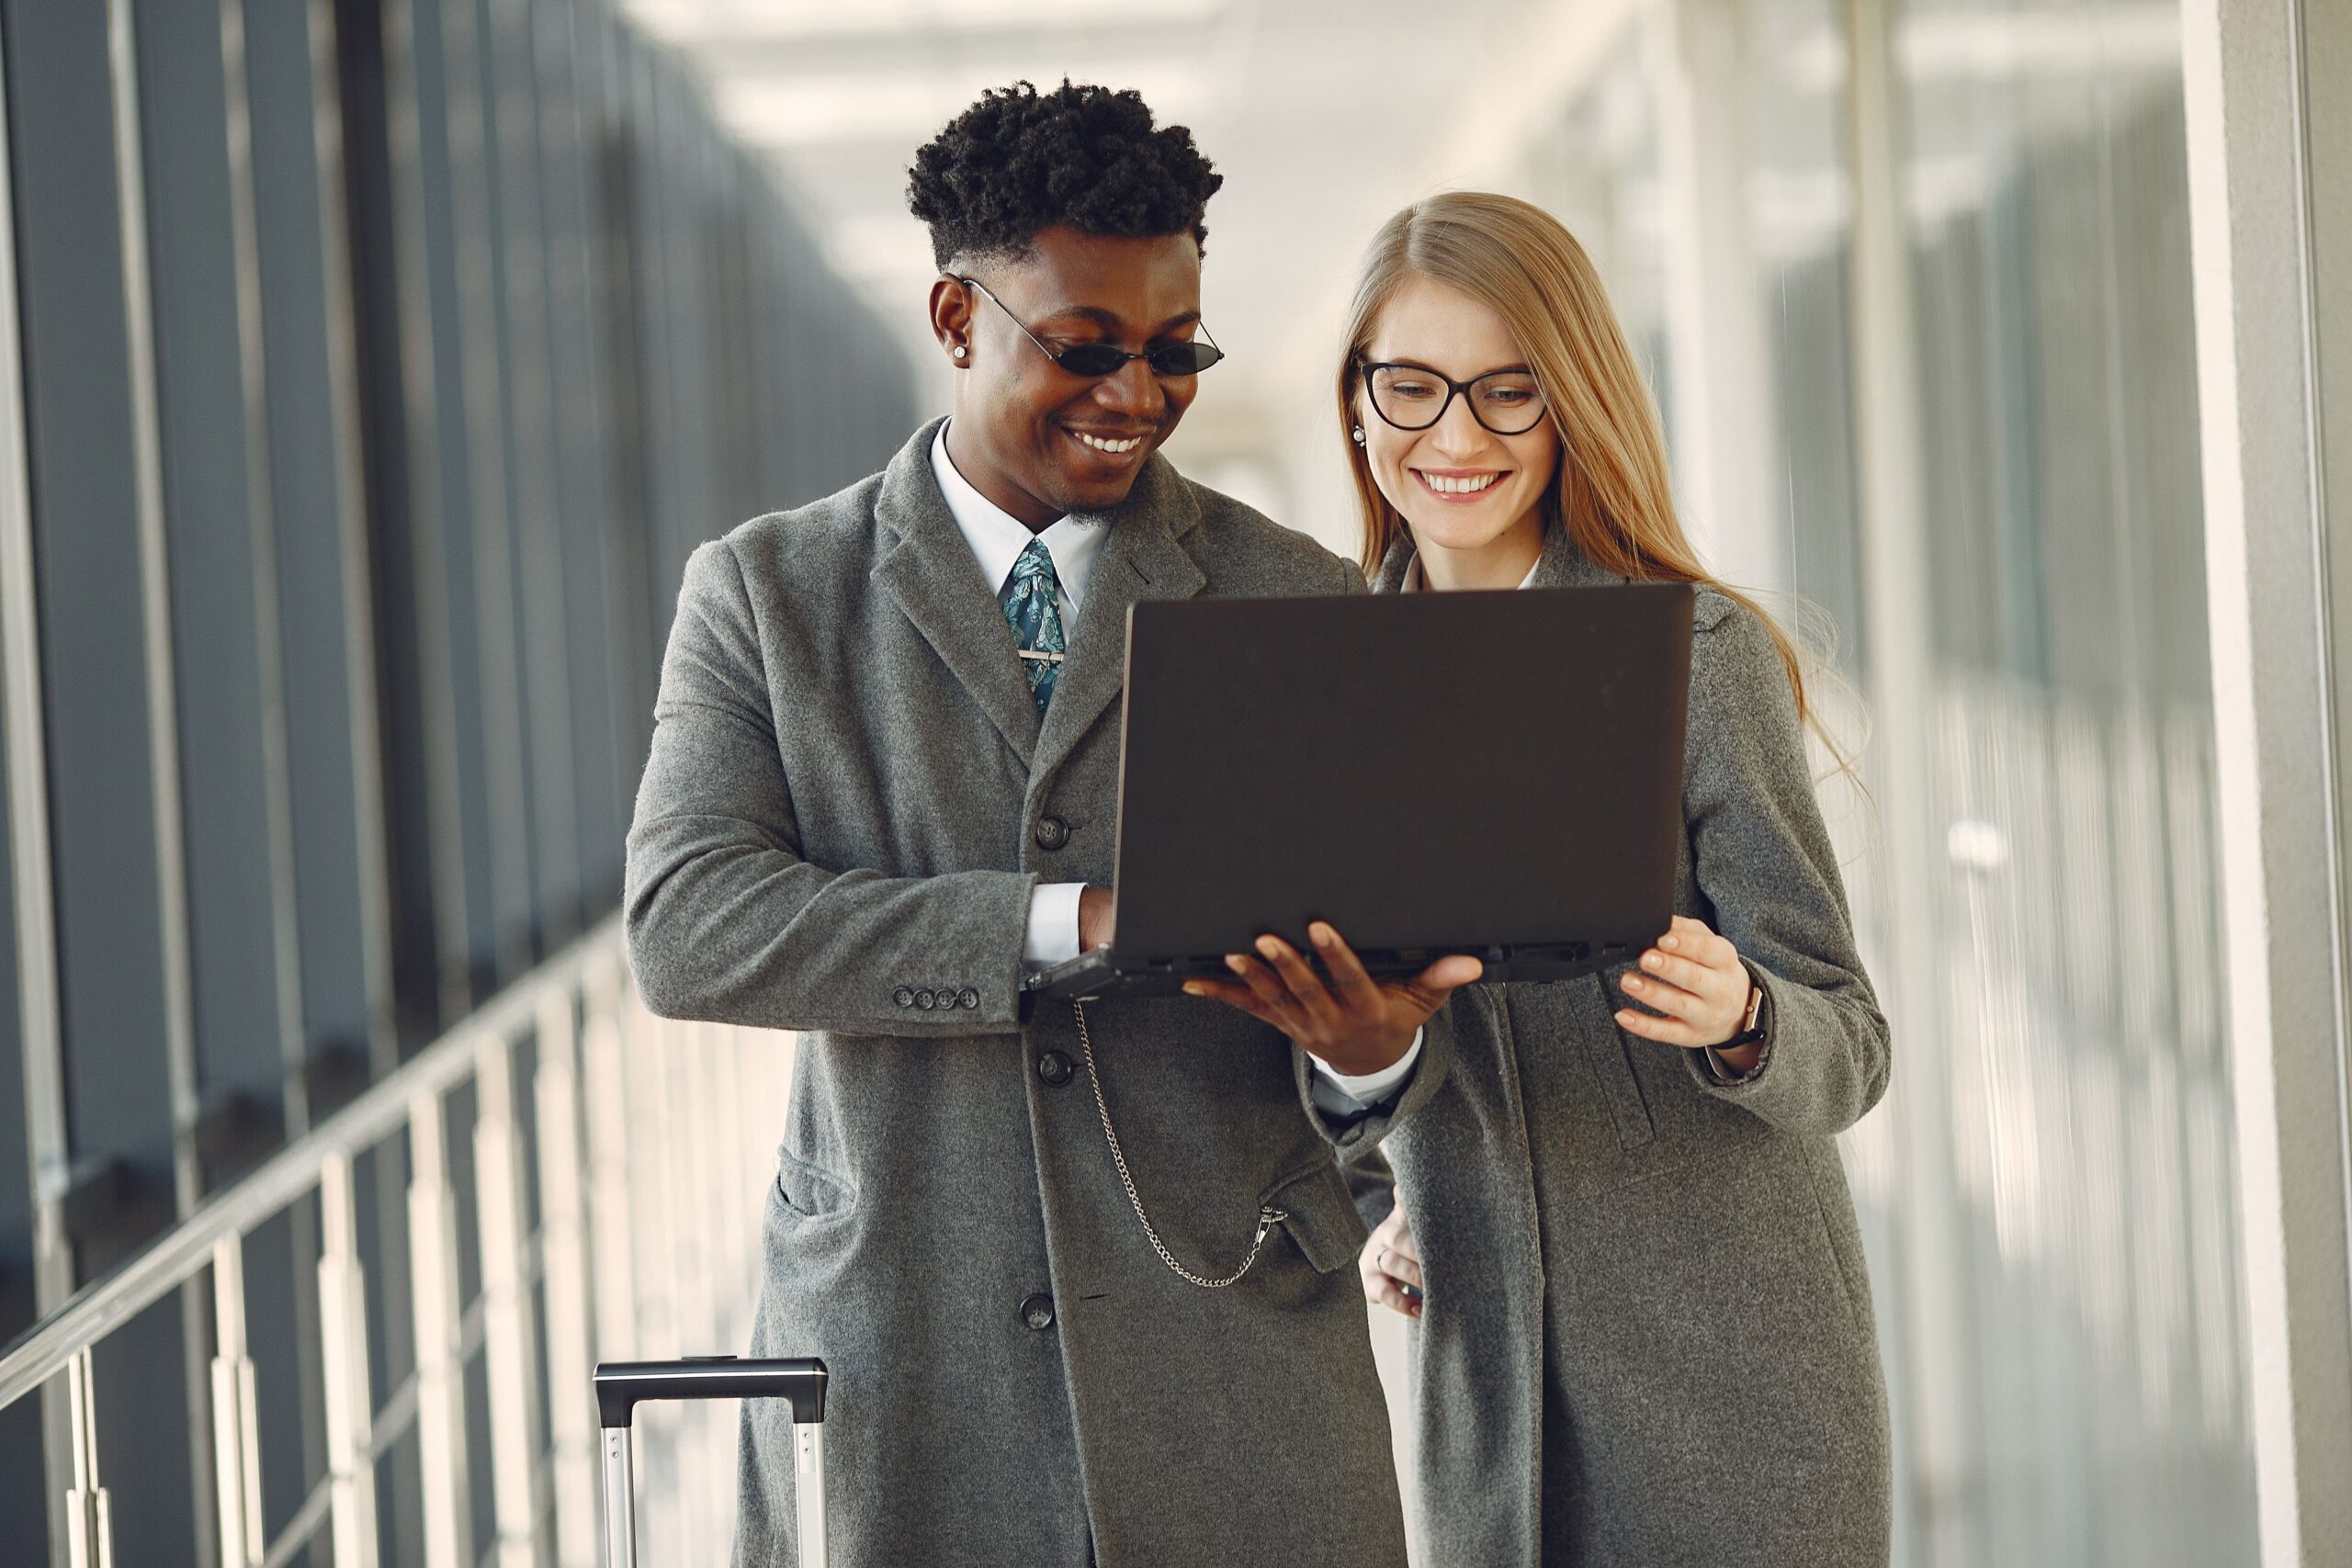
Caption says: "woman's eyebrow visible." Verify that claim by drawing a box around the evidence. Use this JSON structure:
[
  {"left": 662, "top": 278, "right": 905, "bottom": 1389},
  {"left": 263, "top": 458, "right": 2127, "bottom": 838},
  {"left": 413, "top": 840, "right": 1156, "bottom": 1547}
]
[{"left": 1377, "top": 356, "right": 1533, "bottom": 378}]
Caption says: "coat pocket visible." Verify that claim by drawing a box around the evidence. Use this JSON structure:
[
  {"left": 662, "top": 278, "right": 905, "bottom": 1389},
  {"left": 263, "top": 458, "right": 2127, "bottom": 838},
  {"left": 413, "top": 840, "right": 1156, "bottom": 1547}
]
[
  {"left": 1262, "top": 1159, "right": 1369, "bottom": 1274},
  {"left": 1504, "top": 977, "right": 1659, "bottom": 1155},
  {"left": 771, "top": 1145, "right": 856, "bottom": 1223},
  {"left": 1589, "top": 1004, "right": 1659, "bottom": 1153}
]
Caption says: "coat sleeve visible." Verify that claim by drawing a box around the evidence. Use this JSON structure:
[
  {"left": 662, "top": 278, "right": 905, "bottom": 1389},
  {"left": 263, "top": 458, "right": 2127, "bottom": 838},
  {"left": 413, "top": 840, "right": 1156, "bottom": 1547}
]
[
  {"left": 624, "top": 537, "right": 1035, "bottom": 1035},
  {"left": 1291, "top": 992, "right": 1459, "bottom": 1155},
  {"left": 1677, "top": 600, "right": 1890, "bottom": 1135}
]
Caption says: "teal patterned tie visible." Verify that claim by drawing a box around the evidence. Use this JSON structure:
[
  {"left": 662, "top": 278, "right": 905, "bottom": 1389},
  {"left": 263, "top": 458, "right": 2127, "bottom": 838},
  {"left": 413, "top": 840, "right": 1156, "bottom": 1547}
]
[{"left": 1003, "top": 538, "right": 1066, "bottom": 712}]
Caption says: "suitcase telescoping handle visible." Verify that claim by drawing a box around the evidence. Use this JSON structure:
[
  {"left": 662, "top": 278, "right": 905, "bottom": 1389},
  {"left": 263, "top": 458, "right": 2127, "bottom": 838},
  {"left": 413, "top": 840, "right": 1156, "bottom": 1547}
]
[{"left": 594, "top": 1356, "right": 829, "bottom": 1568}]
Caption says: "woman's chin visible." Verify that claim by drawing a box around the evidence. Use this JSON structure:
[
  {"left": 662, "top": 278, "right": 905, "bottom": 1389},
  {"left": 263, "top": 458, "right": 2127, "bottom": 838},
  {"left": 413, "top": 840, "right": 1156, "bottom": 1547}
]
[{"left": 1404, "top": 511, "right": 1524, "bottom": 557}]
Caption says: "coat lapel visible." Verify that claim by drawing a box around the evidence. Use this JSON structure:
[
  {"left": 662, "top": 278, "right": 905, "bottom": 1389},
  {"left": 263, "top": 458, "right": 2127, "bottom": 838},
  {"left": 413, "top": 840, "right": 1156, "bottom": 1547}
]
[
  {"left": 870, "top": 420, "right": 1044, "bottom": 766},
  {"left": 1032, "top": 455, "right": 1205, "bottom": 783},
  {"left": 1528, "top": 521, "right": 1626, "bottom": 589}
]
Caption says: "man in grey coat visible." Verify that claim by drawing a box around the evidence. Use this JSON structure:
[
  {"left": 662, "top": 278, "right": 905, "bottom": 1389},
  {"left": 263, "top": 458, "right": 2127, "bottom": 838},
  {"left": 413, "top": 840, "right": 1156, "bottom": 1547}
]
[{"left": 624, "top": 83, "right": 1476, "bottom": 1566}]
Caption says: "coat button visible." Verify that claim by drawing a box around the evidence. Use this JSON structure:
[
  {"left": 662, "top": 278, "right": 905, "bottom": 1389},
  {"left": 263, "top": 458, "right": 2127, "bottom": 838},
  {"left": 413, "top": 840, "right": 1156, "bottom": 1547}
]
[
  {"left": 957, "top": 987, "right": 980, "bottom": 1010},
  {"left": 1034, "top": 815, "right": 1069, "bottom": 851},
  {"left": 893, "top": 987, "right": 915, "bottom": 1008},
  {"left": 914, "top": 988, "right": 936, "bottom": 1010},
  {"left": 1036, "top": 1051, "right": 1073, "bottom": 1088},
  {"left": 1019, "top": 1292, "right": 1056, "bottom": 1331}
]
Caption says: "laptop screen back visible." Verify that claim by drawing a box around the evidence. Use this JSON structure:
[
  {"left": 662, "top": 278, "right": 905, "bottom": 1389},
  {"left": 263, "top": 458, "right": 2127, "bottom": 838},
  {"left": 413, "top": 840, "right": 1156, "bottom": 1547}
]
[{"left": 1110, "top": 584, "right": 1693, "bottom": 961}]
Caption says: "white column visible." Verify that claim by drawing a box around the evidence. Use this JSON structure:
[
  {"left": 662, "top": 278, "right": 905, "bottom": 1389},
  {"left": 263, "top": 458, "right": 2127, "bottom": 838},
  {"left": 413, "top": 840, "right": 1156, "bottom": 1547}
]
[
  {"left": 1654, "top": 0, "right": 1785, "bottom": 595},
  {"left": 1841, "top": 1, "right": 1985, "bottom": 1562},
  {"left": 2181, "top": 0, "right": 2352, "bottom": 1563}
]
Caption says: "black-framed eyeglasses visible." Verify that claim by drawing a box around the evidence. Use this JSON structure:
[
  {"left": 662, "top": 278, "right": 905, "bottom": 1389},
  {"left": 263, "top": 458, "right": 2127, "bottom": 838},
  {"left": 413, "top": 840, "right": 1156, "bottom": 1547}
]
[
  {"left": 955, "top": 275, "right": 1226, "bottom": 378},
  {"left": 1357, "top": 358, "right": 1549, "bottom": 436}
]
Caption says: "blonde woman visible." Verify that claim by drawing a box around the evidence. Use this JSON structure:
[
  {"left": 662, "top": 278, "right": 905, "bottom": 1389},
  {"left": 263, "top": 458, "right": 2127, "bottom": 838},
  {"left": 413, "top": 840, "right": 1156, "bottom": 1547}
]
[{"left": 1335, "top": 192, "right": 1889, "bottom": 1563}]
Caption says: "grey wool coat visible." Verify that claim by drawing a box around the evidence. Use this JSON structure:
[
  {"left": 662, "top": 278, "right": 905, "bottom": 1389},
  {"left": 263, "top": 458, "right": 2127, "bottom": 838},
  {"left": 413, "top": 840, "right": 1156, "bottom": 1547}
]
[
  {"left": 624, "top": 419, "right": 1438, "bottom": 1567},
  {"left": 1360, "top": 527, "right": 1894, "bottom": 1567}
]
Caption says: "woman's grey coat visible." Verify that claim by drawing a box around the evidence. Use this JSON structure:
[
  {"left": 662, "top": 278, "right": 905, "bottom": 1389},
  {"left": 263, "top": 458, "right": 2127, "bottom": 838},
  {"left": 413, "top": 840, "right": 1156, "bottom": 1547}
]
[
  {"left": 1362, "top": 529, "right": 1894, "bottom": 1566},
  {"left": 625, "top": 420, "right": 1437, "bottom": 1567}
]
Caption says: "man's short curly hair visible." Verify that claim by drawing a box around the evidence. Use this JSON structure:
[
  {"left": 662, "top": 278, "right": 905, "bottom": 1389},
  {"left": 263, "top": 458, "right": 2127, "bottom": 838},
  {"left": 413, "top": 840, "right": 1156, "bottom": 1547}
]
[{"left": 907, "top": 80, "right": 1223, "bottom": 270}]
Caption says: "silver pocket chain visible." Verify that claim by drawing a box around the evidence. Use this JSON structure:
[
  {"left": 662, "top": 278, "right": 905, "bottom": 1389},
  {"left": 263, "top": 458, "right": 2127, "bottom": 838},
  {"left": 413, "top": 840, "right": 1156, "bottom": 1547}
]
[{"left": 1071, "top": 999, "right": 1284, "bottom": 1289}]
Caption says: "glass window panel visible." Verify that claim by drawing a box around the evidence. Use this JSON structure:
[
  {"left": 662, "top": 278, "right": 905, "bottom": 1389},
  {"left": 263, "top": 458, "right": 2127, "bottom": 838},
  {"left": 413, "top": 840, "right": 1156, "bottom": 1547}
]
[
  {"left": 138, "top": 0, "right": 298, "bottom": 1176},
  {"left": 1893, "top": 0, "right": 2255, "bottom": 1560},
  {"left": 0, "top": 0, "right": 179, "bottom": 1274}
]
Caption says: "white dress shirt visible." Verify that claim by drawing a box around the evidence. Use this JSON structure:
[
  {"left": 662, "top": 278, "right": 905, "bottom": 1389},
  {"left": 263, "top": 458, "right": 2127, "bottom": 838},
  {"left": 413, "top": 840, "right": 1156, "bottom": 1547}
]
[{"left": 931, "top": 423, "right": 1102, "bottom": 965}]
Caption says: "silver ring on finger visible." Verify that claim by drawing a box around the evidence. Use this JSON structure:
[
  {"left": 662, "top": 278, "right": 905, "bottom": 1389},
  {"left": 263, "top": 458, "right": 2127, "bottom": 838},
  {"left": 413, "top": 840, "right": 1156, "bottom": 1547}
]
[{"left": 1377, "top": 1246, "right": 1391, "bottom": 1270}]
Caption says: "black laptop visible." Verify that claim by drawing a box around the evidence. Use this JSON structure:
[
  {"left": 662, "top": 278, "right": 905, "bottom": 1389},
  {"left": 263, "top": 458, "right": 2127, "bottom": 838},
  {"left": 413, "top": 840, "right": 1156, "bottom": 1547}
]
[{"left": 1023, "top": 582, "right": 1695, "bottom": 1002}]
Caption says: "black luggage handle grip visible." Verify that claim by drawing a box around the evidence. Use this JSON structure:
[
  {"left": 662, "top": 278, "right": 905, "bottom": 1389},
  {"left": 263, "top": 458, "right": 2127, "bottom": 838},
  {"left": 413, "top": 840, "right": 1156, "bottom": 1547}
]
[{"left": 594, "top": 1356, "right": 827, "bottom": 1429}]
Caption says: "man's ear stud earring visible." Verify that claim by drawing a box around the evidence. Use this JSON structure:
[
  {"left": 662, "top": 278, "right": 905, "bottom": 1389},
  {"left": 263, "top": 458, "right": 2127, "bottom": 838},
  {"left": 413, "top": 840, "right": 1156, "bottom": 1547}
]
[
  {"left": 952, "top": 344, "right": 967, "bottom": 360},
  {"left": 1351, "top": 425, "right": 1366, "bottom": 445}
]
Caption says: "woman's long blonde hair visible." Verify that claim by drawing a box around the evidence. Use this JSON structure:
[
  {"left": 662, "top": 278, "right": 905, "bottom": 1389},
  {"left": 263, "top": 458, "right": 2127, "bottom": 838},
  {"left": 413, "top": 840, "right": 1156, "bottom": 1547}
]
[{"left": 1337, "top": 190, "right": 1842, "bottom": 761}]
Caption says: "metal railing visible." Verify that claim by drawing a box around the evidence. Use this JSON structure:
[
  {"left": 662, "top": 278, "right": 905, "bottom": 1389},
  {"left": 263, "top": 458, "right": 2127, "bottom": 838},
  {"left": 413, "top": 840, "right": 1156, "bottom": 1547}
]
[{"left": 0, "top": 914, "right": 790, "bottom": 1567}]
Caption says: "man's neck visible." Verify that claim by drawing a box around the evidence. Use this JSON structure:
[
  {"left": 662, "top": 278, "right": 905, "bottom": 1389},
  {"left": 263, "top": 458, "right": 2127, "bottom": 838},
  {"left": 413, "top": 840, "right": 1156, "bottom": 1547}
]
[{"left": 943, "top": 419, "right": 1058, "bottom": 533}]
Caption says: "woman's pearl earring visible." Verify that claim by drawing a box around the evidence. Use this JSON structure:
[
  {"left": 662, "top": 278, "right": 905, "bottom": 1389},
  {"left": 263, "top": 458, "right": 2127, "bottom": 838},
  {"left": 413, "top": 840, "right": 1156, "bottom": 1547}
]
[
  {"left": 1351, "top": 425, "right": 1366, "bottom": 445},
  {"left": 952, "top": 344, "right": 967, "bottom": 360}
]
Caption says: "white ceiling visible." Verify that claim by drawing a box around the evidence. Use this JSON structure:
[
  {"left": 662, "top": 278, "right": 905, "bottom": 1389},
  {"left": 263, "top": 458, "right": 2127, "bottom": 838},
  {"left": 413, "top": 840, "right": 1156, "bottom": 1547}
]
[{"left": 616, "top": 0, "right": 1645, "bottom": 504}]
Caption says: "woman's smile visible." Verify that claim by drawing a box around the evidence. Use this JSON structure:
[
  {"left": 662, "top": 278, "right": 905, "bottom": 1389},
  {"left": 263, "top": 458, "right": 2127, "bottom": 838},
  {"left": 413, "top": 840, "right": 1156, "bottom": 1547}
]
[{"left": 1412, "top": 466, "right": 1509, "bottom": 500}]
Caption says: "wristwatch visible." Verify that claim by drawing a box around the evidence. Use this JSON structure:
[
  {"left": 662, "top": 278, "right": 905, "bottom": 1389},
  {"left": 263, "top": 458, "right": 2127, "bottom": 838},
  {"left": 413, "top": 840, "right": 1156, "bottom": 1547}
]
[{"left": 1723, "top": 964, "right": 1772, "bottom": 1049}]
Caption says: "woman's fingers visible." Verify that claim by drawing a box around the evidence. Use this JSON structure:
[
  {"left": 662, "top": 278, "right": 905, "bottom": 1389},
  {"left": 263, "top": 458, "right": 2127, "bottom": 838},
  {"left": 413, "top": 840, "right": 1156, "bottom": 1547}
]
[
  {"left": 1614, "top": 1005, "right": 1706, "bottom": 1048},
  {"left": 1359, "top": 1201, "right": 1425, "bottom": 1316},
  {"left": 1664, "top": 914, "right": 1742, "bottom": 971},
  {"left": 1625, "top": 914, "right": 1750, "bottom": 1044},
  {"left": 1635, "top": 947, "right": 1723, "bottom": 996},
  {"left": 1378, "top": 1242, "right": 1424, "bottom": 1292},
  {"left": 1619, "top": 970, "right": 1704, "bottom": 1021}
]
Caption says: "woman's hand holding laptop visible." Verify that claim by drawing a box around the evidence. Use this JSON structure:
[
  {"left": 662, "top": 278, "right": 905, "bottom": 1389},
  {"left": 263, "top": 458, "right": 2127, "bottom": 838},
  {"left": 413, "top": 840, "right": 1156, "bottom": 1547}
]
[{"left": 1181, "top": 919, "right": 1482, "bottom": 1076}]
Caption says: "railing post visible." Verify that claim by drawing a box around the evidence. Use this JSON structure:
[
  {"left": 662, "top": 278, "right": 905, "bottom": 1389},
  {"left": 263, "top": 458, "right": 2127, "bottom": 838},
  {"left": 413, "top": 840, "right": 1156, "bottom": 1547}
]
[
  {"left": 476, "top": 1029, "right": 543, "bottom": 1568},
  {"left": 535, "top": 987, "right": 597, "bottom": 1567},
  {"left": 406, "top": 1086, "right": 471, "bottom": 1568},
  {"left": 677, "top": 1020, "right": 725, "bottom": 1550},
  {"left": 582, "top": 955, "right": 636, "bottom": 1367},
  {"left": 318, "top": 1151, "right": 380, "bottom": 1566},
  {"left": 617, "top": 998, "right": 682, "bottom": 1558},
  {"left": 209, "top": 1238, "right": 264, "bottom": 1568},
  {"left": 62, "top": 1348, "right": 113, "bottom": 1568}
]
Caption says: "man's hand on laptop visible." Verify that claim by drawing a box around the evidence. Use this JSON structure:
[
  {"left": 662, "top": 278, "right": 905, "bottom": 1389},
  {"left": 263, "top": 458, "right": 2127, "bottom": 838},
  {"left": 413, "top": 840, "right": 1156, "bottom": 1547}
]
[{"left": 1182, "top": 920, "right": 1481, "bottom": 1076}]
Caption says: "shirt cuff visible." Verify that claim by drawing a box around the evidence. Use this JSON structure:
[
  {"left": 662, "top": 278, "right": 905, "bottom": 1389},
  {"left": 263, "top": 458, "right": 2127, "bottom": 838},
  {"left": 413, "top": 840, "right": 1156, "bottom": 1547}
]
[
  {"left": 1310, "top": 1027, "right": 1424, "bottom": 1108},
  {"left": 1702, "top": 1034, "right": 1772, "bottom": 1084},
  {"left": 1023, "top": 882, "right": 1086, "bottom": 967}
]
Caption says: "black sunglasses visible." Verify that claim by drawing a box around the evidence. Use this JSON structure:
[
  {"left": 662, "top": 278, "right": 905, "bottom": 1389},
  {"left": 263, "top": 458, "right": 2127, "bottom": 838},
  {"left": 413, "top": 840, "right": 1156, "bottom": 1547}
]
[{"left": 955, "top": 275, "right": 1226, "bottom": 378}]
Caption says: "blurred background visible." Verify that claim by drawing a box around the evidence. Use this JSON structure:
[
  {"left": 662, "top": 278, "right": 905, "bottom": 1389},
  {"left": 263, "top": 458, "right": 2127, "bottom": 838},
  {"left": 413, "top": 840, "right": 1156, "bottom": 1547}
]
[{"left": 0, "top": 0, "right": 2345, "bottom": 1565}]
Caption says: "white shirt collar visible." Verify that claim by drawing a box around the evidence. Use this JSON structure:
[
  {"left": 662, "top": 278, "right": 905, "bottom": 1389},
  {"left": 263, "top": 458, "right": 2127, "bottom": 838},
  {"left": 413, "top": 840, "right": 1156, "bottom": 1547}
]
[
  {"left": 1401, "top": 550, "right": 1544, "bottom": 592},
  {"left": 931, "top": 422, "right": 1107, "bottom": 608}
]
